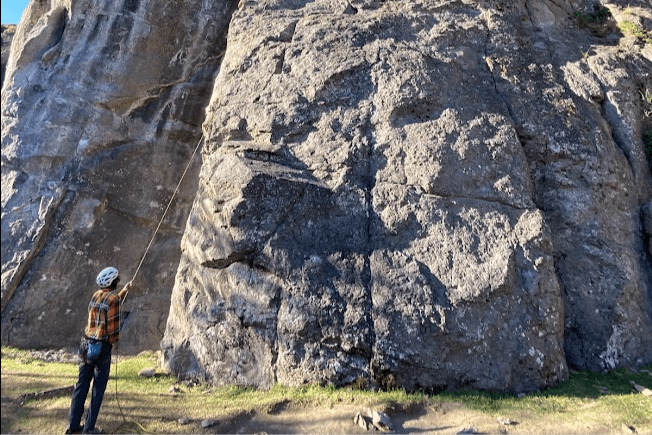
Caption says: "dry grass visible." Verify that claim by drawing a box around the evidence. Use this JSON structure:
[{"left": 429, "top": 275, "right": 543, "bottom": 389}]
[{"left": 2, "top": 347, "right": 651, "bottom": 434}]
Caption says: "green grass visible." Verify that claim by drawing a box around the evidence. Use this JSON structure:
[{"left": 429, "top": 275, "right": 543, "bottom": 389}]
[
  {"left": 618, "top": 20, "right": 652, "bottom": 44},
  {"left": 2, "top": 347, "right": 424, "bottom": 433},
  {"left": 437, "top": 367, "right": 652, "bottom": 424},
  {"left": 1, "top": 348, "right": 78, "bottom": 398},
  {"left": 2, "top": 346, "right": 651, "bottom": 434}
]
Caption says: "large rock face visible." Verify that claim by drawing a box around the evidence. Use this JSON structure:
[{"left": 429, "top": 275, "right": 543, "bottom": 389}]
[
  {"left": 160, "top": 0, "right": 652, "bottom": 392},
  {"left": 3, "top": 0, "right": 652, "bottom": 392},
  {"left": 1, "top": 0, "right": 237, "bottom": 353}
]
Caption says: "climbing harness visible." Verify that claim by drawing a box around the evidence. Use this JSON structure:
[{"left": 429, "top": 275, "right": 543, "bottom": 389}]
[{"left": 111, "top": 134, "right": 206, "bottom": 433}]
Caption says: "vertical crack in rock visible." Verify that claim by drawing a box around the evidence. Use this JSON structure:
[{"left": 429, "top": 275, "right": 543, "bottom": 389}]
[
  {"left": 599, "top": 93, "right": 637, "bottom": 178},
  {"left": 482, "top": 17, "right": 520, "bottom": 151},
  {"left": 0, "top": 185, "right": 65, "bottom": 315},
  {"left": 363, "top": 101, "right": 377, "bottom": 376}
]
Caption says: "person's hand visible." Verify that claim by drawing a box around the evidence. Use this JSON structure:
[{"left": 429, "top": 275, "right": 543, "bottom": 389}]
[{"left": 123, "top": 280, "right": 133, "bottom": 291}]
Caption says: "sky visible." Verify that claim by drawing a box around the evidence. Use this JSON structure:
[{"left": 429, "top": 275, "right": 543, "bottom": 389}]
[{"left": 2, "top": 0, "right": 29, "bottom": 25}]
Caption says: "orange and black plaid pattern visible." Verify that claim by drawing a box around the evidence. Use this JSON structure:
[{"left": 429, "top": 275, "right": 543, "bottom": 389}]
[{"left": 84, "top": 288, "right": 128, "bottom": 344}]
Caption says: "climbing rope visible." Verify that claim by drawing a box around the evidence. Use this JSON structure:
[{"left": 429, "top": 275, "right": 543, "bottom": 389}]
[
  {"left": 131, "top": 134, "right": 206, "bottom": 283},
  {"left": 112, "top": 134, "right": 206, "bottom": 433},
  {"left": 112, "top": 339, "right": 146, "bottom": 433}
]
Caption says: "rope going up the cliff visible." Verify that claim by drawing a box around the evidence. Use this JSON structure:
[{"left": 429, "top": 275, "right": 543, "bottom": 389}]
[
  {"left": 111, "top": 134, "right": 205, "bottom": 434},
  {"left": 130, "top": 134, "right": 206, "bottom": 284}
]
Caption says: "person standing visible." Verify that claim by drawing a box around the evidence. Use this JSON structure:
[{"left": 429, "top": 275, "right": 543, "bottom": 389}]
[{"left": 65, "top": 267, "right": 131, "bottom": 434}]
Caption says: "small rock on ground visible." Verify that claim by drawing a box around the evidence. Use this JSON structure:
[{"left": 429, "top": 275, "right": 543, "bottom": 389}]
[
  {"left": 371, "top": 410, "right": 392, "bottom": 431},
  {"left": 354, "top": 412, "right": 368, "bottom": 430},
  {"left": 497, "top": 417, "right": 518, "bottom": 425},
  {"left": 138, "top": 367, "right": 156, "bottom": 378},
  {"left": 622, "top": 423, "right": 637, "bottom": 434},
  {"left": 201, "top": 419, "right": 215, "bottom": 428},
  {"left": 169, "top": 385, "right": 181, "bottom": 394},
  {"left": 632, "top": 384, "right": 652, "bottom": 397}
]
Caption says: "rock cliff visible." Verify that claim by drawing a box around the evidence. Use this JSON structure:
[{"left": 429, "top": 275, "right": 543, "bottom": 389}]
[
  {"left": 1, "top": 25, "right": 16, "bottom": 88},
  {"left": 2, "top": 0, "right": 651, "bottom": 392},
  {"left": 1, "top": 0, "right": 237, "bottom": 353}
]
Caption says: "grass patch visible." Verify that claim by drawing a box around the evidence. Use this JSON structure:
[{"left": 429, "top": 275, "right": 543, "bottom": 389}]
[
  {"left": 617, "top": 20, "right": 652, "bottom": 44},
  {"left": 1, "top": 348, "right": 78, "bottom": 398},
  {"left": 438, "top": 367, "right": 652, "bottom": 422},
  {"left": 2, "top": 346, "right": 651, "bottom": 434},
  {"left": 1, "top": 347, "right": 423, "bottom": 434}
]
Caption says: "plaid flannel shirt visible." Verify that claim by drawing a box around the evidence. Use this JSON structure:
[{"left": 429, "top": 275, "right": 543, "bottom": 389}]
[{"left": 84, "top": 288, "right": 128, "bottom": 344}]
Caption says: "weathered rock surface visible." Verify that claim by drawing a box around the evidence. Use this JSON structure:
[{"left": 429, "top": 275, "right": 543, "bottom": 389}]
[
  {"left": 2, "top": 0, "right": 652, "bottom": 393},
  {"left": 1, "top": 25, "right": 16, "bottom": 88},
  {"left": 160, "top": 0, "right": 650, "bottom": 391},
  {"left": 1, "top": 0, "right": 237, "bottom": 353}
]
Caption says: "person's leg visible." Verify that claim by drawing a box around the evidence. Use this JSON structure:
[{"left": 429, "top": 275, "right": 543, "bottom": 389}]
[
  {"left": 83, "top": 346, "right": 112, "bottom": 433},
  {"left": 66, "top": 361, "right": 93, "bottom": 433}
]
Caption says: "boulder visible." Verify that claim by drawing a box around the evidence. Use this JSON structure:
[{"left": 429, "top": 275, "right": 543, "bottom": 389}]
[{"left": 161, "top": 0, "right": 652, "bottom": 391}]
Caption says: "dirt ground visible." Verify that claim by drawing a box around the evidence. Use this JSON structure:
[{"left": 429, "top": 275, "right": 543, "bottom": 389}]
[
  {"left": 2, "top": 388, "right": 647, "bottom": 434},
  {"left": 180, "top": 401, "right": 627, "bottom": 434},
  {"left": 213, "top": 403, "right": 492, "bottom": 434}
]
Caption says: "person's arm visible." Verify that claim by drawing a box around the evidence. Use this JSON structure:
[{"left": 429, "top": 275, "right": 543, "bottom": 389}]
[{"left": 117, "top": 281, "right": 132, "bottom": 303}]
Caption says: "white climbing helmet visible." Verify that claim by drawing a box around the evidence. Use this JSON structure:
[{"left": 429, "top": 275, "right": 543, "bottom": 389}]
[{"left": 96, "top": 267, "right": 119, "bottom": 288}]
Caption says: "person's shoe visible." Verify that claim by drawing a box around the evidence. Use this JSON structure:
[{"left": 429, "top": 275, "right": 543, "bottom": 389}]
[
  {"left": 64, "top": 427, "right": 83, "bottom": 434},
  {"left": 82, "top": 428, "right": 102, "bottom": 434}
]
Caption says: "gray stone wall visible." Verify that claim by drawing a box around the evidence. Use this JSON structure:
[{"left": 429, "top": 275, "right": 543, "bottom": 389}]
[
  {"left": 1, "top": 0, "right": 238, "bottom": 353},
  {"left": 2, "top": 0, "right": 651, "bottom": 392},
  {"left": 1, "top": 25, "right": 16, "bottom": 88},
  {"left": 160, "top": 0, "right": 651, "bottom": 391}
]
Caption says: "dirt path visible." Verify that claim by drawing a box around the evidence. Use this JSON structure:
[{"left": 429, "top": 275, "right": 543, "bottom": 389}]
[
  {"left": 2, "top": 389, "right": 646, "bottom": 434},
  {"left": 181, "top": 402, "right": 485, "bottom": 434},
  {"left": 187, "top": 401, "right": 623, "bottom": 434}
]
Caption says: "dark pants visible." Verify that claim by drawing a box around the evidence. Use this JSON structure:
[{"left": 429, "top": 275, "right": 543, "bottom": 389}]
[{"left": 66, "top": 341, "right": 112, "bottom": 433}]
